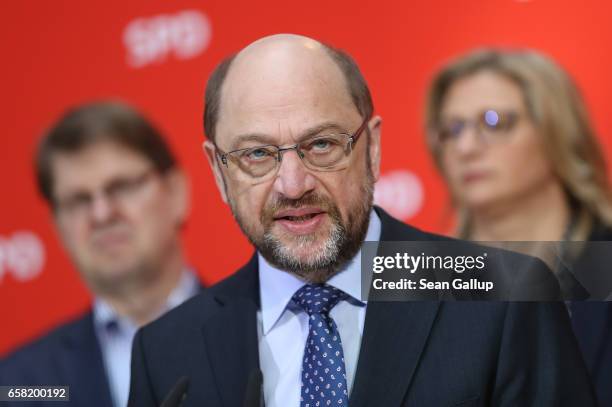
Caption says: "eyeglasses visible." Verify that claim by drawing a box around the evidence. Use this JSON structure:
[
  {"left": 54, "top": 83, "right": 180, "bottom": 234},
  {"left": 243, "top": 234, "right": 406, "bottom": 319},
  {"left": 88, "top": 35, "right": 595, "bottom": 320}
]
[
  {"left": 54, "top": 168, "right": 157, "bottom": 218},
  {"left": 215, "top": 118, "right": 369, "bottom": 180},
  {"left": 433, "top": 109, "right": 521, "bottom": 146}
]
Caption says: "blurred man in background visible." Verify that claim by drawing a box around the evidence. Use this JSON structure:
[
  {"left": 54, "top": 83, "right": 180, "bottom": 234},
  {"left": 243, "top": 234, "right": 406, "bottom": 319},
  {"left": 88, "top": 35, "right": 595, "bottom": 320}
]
[{"left": 0, "top": 101, "right": 201, "bottom": 407}]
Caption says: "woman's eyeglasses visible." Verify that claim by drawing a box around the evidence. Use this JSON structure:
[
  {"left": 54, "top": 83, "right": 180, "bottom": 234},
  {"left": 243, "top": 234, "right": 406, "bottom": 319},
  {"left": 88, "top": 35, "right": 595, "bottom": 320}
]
[{"left": 433, "top": 109, "right": 522, "bottom": 146}]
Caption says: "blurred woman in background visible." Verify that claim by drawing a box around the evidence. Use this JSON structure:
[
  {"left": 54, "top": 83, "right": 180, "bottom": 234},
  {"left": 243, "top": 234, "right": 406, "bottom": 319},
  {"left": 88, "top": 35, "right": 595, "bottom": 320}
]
[{"left": 425, "top": 48, "right": 612, "bottom": 406}]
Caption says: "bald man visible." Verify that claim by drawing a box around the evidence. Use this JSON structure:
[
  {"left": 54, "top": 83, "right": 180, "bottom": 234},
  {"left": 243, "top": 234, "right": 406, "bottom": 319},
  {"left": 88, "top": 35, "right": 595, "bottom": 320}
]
[{"left": 128, "top": 35, "right": 595, "bottom": 406}]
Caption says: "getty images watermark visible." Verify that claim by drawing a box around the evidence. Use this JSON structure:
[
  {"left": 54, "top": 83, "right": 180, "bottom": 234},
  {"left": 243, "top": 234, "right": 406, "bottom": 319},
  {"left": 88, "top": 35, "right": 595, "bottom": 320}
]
[
  {"left": 371, "top": 251, "right": 492, "bottom": 292},
  {"left": 361, "top": 241, "right": 612, "bottom": 301}
]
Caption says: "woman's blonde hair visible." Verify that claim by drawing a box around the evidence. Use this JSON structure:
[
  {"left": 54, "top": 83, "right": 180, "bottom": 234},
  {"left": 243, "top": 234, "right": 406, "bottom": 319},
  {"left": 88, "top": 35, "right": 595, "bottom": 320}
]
[{"left": 425, "top": 48, "right": 612, "bottom": 239}]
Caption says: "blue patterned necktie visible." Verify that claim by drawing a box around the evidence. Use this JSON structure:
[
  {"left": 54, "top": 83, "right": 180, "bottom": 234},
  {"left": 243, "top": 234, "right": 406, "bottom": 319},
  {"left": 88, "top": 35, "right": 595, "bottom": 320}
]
[{"left": 292, "top": 284, "right": 350, "bottom": 407}]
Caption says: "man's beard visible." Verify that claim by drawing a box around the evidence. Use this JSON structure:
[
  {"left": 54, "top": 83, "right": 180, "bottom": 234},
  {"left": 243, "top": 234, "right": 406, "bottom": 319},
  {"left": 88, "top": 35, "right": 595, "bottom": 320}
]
[{"left": 230, "top": 167, "right": 375, "bottom": 284}]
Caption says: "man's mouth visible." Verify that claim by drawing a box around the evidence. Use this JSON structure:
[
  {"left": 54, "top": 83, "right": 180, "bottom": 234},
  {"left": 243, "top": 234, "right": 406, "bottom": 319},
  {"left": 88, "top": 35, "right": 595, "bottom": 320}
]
[
  {"left": 278, "top": 213, "right": 318, "bottom": 222},
  {"left": 91, "top": 227, "right": 132, "bottom": 253},
  {"left": 273, "top": 208, "right": 327, "bottom": 234}
]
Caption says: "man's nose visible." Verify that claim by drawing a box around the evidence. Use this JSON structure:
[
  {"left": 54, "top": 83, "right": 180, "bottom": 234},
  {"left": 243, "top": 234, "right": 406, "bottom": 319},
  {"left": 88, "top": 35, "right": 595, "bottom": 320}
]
[
  {"left": 89, "top": 193, "right": 116, "bottom": 224},
  {"left": 272, "top": 149, "right": 316, "bottom": 199}
]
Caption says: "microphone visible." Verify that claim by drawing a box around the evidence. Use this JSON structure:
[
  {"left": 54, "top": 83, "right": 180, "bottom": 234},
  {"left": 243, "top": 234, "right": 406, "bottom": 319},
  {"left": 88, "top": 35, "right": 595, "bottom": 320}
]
[
  {"left": 243, "top": 369, "right": 264, "bottom": 407},
  {"left": 160, "top": 376, "right": 189, "bottom": 407}
]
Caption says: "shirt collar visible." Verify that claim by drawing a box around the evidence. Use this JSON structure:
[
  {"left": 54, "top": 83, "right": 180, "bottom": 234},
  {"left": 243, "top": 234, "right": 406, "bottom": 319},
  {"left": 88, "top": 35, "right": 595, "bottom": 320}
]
[
  {"left": 258, "top": 210, "right": 382, "bottom": 335},
  {"left": 93, "top": 268, "right": 200, "bottom": 333}
]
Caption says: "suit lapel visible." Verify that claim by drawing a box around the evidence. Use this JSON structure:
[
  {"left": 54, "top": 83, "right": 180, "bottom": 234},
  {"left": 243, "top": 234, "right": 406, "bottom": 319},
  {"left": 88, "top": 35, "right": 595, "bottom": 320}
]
[
  {"left": 201, "top": 255, "right": 260, "bottom": 407},
  {"left": 350, "top": 208, "right": 441, "bottom": 407},
  {"left": 58, "top": 313, "right": 114, "bottom": 407},
  {"left": 349, "top": 301, "right": 439, "bottom": 407}
]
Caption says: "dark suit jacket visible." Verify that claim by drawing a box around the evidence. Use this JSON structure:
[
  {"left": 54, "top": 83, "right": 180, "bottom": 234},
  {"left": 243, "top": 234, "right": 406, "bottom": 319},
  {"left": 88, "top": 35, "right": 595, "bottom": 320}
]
[
  {"left": 0, "top": 311, "right": 114, "bottom": 407},
  {"left": 0, "top": 283, "right": 204, "bottom": 407},
  {"left": 128, "top": 209, "right": 595, "bottom": 406},
  {"left": 570, "top": 222, "right": 612, "bottom": 407}
]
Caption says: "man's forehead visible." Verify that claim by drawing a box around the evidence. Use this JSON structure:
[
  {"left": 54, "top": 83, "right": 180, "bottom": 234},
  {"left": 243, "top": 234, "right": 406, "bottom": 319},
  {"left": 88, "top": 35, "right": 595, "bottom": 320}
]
[
  {"left": 51, "top": 142, "right": 151, "bottom": 191},
  {"left": 216, "top": 37, "right": 357, "bottom": 143},
  {"left": 233, "top": 34, "right": 327, "bottom": 69},
  {"left": 225, "top": 36, "right": 342, "bottom": 93},
  {"left": 215, "top": 93, "right": 360, "bottom": 149}
]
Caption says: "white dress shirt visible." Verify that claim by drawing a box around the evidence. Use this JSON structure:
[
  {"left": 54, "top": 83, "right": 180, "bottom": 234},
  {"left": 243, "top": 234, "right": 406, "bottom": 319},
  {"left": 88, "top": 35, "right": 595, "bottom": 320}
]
[
  {"left": 258, "top": 211, "right": 382, "bottom": 407},
  {"left": 93, "top": 270, "right": 199, "bottom": 407}
]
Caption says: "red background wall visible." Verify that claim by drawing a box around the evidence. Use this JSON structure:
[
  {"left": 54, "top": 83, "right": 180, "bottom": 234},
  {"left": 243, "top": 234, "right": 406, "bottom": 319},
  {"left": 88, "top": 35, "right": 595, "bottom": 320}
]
[{"left": 2, "top": 0, "right": 611, "bottom": 355}]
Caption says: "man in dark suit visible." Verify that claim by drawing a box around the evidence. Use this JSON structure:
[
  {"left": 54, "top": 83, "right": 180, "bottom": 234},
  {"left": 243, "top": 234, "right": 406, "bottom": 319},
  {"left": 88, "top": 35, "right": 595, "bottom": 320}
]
[
  {"left": 128, "top": 34, "right": 595, "bottom": 406},
  {"left": 0, "top": 102, "right": 201, "bottom": 407}
]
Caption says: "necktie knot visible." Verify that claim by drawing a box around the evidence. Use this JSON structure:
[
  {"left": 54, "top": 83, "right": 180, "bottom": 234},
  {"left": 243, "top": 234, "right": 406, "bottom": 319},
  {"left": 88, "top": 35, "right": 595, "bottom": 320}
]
[{"left": 292, "top": 284, "right": 346, "bottom": 316}]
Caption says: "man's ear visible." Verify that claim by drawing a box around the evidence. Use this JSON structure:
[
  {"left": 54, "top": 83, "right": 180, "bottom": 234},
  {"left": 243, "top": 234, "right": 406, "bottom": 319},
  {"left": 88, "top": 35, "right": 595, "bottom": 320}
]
[
  {"left": 367, "top": 115, "right": 382, "bottom": 182},
  {"left": 203, "top": 140, "right": 229, "bottom": 204}
]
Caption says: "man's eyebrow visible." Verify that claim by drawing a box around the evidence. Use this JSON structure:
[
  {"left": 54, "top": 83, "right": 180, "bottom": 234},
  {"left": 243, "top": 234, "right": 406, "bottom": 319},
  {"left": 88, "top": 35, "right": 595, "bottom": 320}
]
[
  {"left": 230, "top": 134, "right": 276, "bottom": 150},
  {"left": 230, "top": 122, "right": 349, "bottom": 150},
  {"left": 296, "top": 122, "right": 349, "bottom": 141}
]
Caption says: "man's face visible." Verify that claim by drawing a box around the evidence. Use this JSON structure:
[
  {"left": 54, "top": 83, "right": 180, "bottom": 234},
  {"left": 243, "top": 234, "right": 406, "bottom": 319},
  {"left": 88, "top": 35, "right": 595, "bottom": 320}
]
[
  {"left": 205, "top": 40, "right": 381, "bottom": 282},
  {"left": 51, "top": 141, "right": 187, "bottom": 294}
]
